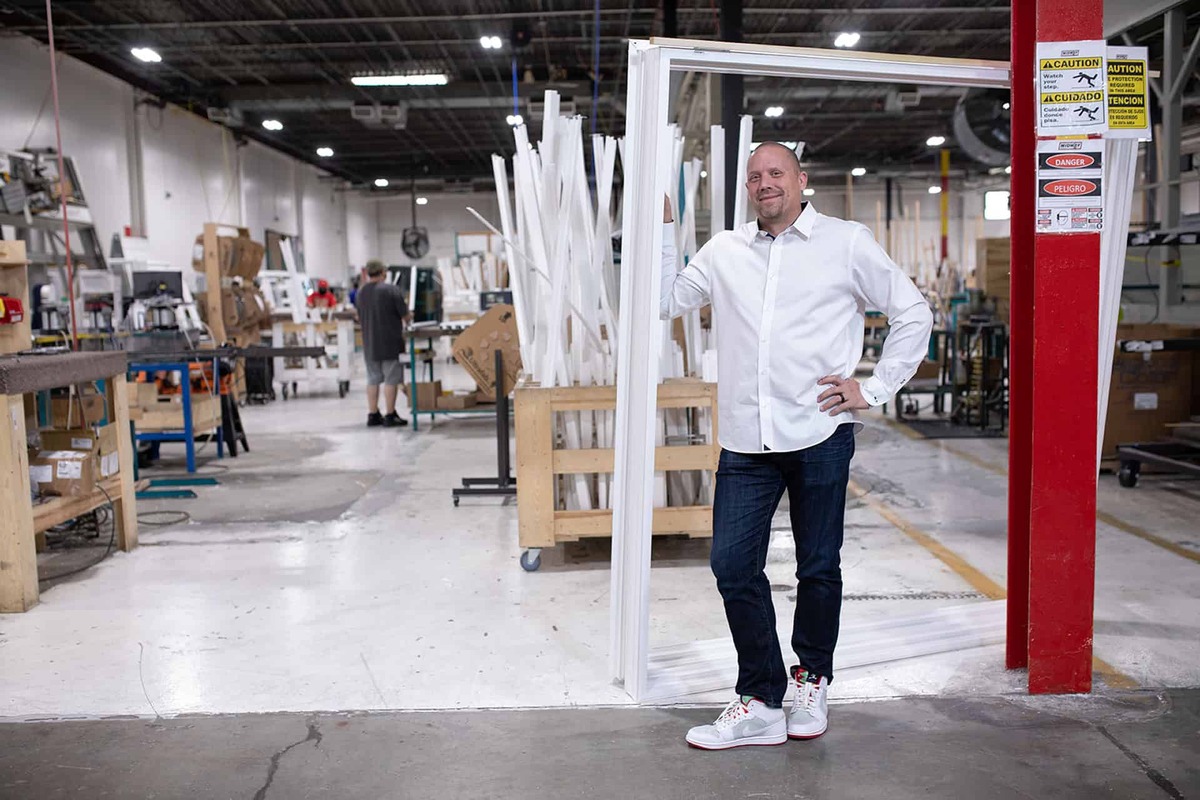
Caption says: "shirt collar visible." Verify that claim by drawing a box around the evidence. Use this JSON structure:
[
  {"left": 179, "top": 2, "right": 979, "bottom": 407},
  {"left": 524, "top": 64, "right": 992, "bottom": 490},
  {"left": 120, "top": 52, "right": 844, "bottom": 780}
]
[{"left": 744, "top": 202, "right": 817, "bottom": 243}]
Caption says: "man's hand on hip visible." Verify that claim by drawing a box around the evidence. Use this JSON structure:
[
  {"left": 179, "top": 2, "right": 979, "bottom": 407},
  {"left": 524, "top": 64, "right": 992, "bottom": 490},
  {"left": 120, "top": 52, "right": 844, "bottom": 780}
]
[{"left": 817, "top": 375, "right": 870, "bottom": 415}]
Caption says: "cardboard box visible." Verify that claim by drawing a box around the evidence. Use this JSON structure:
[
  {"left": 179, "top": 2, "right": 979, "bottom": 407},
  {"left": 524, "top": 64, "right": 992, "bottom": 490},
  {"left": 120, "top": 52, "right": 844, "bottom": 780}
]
[
  {"left": 192, "top": 229, "right": 265, "bottom": 280},
  {"left": 912, "top": 360, "right": 941, "bottom": 381},
  {"left": 1102, "top": 324, "right": 1197, "bottom": 459},
  {"left": 50, "top": 392, "right": 105, "bottom": 427},
  {"left": 29, "top": 449, "right": 96, "bottom": 498},
  {"left": 451, "top": 304, "right": 523, "bottom": 399},
  {"left": 40, "top": 423, "right": 120, "bottom": 479},
  {"left": 403, "top": 381, "right": 442, "bottom": 411},
  {"left": 437, "top": 391, "right": 478, "bottom": 410}
]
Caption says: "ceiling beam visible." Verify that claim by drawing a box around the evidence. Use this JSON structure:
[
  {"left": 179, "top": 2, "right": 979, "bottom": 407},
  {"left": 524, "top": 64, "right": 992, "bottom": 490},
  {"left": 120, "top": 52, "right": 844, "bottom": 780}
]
[{"left": 8, "top": 5, "right": 1013, "bottom": 33}]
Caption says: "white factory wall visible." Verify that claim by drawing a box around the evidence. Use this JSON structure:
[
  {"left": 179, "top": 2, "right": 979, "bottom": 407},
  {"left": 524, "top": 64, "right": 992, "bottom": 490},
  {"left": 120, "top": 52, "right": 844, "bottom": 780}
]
[
  {"left": 0, "top": 37, "right": 133, "bottom": 255},
  {"left": 376, "top": 192, "right": 501, "bottom": 265},
  {"left": 346, "top": 193, "right": 380, "bottom": 274},
  {"left": 0, "top": 36, "right": 353, "bottom": 285},
  {"left": 140, "top": 104, "right": 242, "bottom": 270}
]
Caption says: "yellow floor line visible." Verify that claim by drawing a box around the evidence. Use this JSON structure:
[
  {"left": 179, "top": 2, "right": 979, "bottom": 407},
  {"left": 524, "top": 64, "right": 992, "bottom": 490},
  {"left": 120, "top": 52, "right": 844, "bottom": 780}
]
[
  {"left": 848, "top": 480, "right": 1006, "bottom": 600},
  {"left": 882, "top": 417, "right": 1198, "bottom": 566},
  {"left": 847, "top": 478, "right": 1138, "bottom": 690},
  {"left": 1095, "top": 510, "right": 1200, "bottom": 565}
]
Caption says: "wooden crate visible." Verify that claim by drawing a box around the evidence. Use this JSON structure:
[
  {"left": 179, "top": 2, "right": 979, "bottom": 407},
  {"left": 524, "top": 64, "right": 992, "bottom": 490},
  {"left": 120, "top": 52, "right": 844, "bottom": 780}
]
[
  {"left": 135, "top": 393, "right": 221, "bottom": 433},
  {"left": 514, "top": 379, "right": 718, "bottom": 549}
]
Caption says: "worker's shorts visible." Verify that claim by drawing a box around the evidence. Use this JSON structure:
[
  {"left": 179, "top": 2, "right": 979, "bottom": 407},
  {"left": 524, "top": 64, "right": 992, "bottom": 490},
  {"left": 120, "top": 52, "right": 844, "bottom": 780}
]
[{"left": 365, "top": 358, "right": 405, "bottom": 386}]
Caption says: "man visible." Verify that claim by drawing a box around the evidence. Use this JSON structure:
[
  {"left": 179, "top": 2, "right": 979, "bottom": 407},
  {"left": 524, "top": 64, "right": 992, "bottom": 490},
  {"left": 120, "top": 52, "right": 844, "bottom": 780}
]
[
  {"left": 307, "top": 279, "right": 338, "bottom": 309},
  {"left": 354, "top": 260, "right": 410, "bottom": 428},
  {"left": 660, "top": 143, "right": 933, "bottom": 750}
]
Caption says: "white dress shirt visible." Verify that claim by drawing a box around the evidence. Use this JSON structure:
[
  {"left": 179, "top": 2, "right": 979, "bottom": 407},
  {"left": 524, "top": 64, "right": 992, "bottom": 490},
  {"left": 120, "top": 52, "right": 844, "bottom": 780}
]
[{"left": 660, "top": 203, "right": 933, "bottom": 453}]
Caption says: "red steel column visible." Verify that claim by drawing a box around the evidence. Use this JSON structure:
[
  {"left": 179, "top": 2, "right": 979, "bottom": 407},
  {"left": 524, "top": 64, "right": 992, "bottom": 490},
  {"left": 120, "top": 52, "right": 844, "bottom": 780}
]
[
  {"left": 1005, "top": 0, "right": 1035, "bottom": 671},
  {"left": 1027, "top": 0, "right": 1102, "bottom": 694}
]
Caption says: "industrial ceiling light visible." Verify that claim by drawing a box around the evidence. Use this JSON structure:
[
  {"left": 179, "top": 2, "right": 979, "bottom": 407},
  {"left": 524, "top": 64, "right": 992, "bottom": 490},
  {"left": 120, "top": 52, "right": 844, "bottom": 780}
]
[
  {"left": 926, "top": 135, "right": 946, "bottom": 147},
  {"left": 351, "top": 73, "right": 449, "bottom": 87},
  {"left": 700, "top": 170, "right": 708, "bottom": 178},
  {"left": 416, "top": 196, "right": 429, "bottom": 206},
  {"left": 1002, "top": 102, "right": 1011, "bottom": 110},
  {"left": 833, "top": 32, "right": 861, "bottom": 48},
  {"left": 803, "top": 187, "right": 815, "bottom": 196},
  {"left": 506, "top": 113, "right": 524, "bottom": 126},
  {"left": 316, "top": 147, "right": 334, "bottom": 157},
  {"left": 261, "top": 119, "right": 283, "bottom": 131},
  {"left": 1005, "top": 165, "right": 1012, "bottom": 174},
  {"left": 131, "top": 47, "right": 162, "bottom": 63},
  {"left": 375, "top": 178, "right": 389, "bottom": 188},
  {"left": 764, "top": 105, "right": 784, "bottom": 118},
  {"left": 851, "top": 167, "right": 866, "bottom": 177},
  {"left": 480, "top": 35, "right": 503, "bottom": 49},
  {"left": 928, "top": 185, "right": 942, "bottom": 194}
]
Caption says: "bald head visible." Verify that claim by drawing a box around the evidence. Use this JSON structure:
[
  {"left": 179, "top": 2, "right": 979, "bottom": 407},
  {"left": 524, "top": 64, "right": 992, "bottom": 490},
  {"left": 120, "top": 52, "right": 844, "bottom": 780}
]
[{"left": 746, "top": 142, "right": 808, "bottom": 234}]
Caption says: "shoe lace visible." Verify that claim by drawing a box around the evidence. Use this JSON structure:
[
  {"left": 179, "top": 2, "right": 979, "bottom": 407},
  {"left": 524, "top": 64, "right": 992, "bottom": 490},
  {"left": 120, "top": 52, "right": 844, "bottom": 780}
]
[
  {"left": 713, "top": 699, "right": 750, "bottom": 731},
  {"left": 792, "top": 679, "right": 817, "bottom": 714}
]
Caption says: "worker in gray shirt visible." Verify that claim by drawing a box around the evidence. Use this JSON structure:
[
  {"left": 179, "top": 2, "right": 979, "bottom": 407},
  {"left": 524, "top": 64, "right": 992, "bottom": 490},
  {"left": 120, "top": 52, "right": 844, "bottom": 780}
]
[{"left": 353, "top": 260, "right": 410, "bottom": 427}]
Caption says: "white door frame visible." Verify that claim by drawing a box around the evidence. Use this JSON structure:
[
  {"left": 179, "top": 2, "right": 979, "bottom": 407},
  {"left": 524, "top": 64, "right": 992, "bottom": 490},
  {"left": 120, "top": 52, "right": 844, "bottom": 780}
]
[{"left": 610, "top": 37, "right": 1011, "bottom": 702}]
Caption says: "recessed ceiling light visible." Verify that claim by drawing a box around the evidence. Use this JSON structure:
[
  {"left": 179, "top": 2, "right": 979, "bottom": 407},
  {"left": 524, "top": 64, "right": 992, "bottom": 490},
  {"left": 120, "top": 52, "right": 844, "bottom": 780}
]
[
  {"left": 506, "top": 114, "right": 524, "bottom": 126},
  {"left": 803, "top": 188, "right": 815, "bottom": 196},
  {"left": 416, "top": 196, "right": 429, "bottom": 205},
  {"left": 375, "top": 178, "right": 389, "bottom": 188},
  {"left": 262, "top": 119, "right": 283, "bottom": 131},
  {"left": 316, "top": 147, "right": 334, "bottom": 157},
  {"left": 928, "top": 185, "right": 942, "bottom": 195},
  {"left": 851, "top": 167, "right": 866, "bottom": 177},
  {"left": 351, "top": 73, "right": 449, "bottom": 87},
  {"left": 834, "top": 32, "right": 861, "bottom": 48},
  {"left": 480, "top": 35, "right": 503, "bottom": 49},
  {"left": 131, "top": 47, "right": 162, "bottom": 63},
  {"left": 700, "top": 170, "right": 708, "bottom": 178},
  {"left": 764, "top": 105, "right": 784, "bottom": 118},
  {"left": 926, "top": 135, "right": 946, "bottom": 147}
]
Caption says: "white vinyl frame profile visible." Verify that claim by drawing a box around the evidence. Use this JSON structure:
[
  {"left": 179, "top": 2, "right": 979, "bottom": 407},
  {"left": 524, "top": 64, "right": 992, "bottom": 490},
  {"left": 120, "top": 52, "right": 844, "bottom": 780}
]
[{"left": 610, "top": 38, "right": 1012, "bottom": 702}]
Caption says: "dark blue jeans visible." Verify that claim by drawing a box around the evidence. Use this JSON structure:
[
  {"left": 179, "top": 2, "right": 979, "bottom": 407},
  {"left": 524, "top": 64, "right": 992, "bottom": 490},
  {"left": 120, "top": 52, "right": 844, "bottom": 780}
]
[{"left": 710, "top": 424, "right": 855, "bottom": 708}]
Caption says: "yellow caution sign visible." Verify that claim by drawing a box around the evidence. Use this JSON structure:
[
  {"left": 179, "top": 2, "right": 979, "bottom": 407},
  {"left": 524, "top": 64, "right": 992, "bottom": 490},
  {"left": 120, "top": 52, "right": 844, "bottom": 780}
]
[
  {"left": 1040, "top": 91, "right": 1104, "bottom": 103},
  {"left": 1039, "top": 57, "right": 1102, "bottom": 70},
  {"left": 1107, "top": 54, "right": 1147, "bottom": 131}
]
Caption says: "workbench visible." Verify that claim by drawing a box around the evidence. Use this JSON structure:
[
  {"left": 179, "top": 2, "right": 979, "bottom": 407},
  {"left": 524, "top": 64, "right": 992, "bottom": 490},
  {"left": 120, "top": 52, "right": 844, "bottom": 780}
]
[
  {"left": 404, "top": 324, "right": 496, "bottom": 431},
  {"left": 0, "top": 351, "right": 138, "bottom": 613}
]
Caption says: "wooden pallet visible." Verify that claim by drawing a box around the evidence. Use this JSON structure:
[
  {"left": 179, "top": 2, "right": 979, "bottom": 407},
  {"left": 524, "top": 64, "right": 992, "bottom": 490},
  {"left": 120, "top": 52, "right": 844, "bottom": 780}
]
[{"left": 514, "top": 379, "right": 718, "bottom": 549}]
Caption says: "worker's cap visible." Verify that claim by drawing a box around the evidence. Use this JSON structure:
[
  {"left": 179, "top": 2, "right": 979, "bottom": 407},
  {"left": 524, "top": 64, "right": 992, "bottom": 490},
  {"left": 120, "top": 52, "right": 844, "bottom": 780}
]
[{"left": 366, "top": 260, "right": 386, "bottom": 277}]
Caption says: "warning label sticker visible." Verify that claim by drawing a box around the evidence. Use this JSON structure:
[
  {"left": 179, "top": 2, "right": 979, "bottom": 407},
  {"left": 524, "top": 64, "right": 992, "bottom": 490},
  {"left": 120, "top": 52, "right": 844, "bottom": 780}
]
[
  {"left": 1036, "top": 139, "right": 1105, "bottom": 234},
  {"left": 1106, "top": 45, "right": 1150, "bottom": 139},
  {"left": 1037, "top": 41, "right": 1108, "bottom": 135}
]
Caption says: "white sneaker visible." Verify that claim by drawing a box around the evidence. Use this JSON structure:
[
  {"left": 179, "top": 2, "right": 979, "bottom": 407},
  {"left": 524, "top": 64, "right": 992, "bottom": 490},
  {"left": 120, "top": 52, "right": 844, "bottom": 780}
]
[
  {"left": 685, "top": 697, "right": 787, "bottom": 751},
  {"left": 787, "top": 667, "right": 829, "bottom": 739}
]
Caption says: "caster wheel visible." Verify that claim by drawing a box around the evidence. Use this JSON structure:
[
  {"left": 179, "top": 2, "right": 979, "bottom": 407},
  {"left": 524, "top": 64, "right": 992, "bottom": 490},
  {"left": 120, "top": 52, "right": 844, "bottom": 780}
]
[
  {"left": 1118, "top": 465, "right": 1139, "bottom": 488},
  {"left": 281, "top": 386, "right": 289, "bottom": 400},
  {"left": 520, "top": 550, "right": 542, "bottom": 572},
  {"left": 453, "top": 496, "right": 460, "bottom": 507},
  {"left": 338, "top": 382, "right": 347, "bottom": 398},
  {"left": 292, "top": 382, "right": 298, "bottom": 396}
]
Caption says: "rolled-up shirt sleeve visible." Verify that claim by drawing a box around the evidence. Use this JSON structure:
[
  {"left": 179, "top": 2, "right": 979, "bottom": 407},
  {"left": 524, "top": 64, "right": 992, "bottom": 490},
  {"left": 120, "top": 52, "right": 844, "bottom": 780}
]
[
  {"left": 660, "top": 222, "right": 712, "bottom": 320},
  {"left": 849, "top": 227, "right": 934, "bottom": 406}
]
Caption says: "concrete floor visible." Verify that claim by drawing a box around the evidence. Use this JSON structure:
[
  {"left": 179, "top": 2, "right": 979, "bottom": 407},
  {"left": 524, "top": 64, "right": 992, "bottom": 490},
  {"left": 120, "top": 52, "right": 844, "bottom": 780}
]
[
  {"left": 2, "top": 366, "right": 1198, "bottom": 794},
  {"left": 0, "top": 690, "right": 1195, "bottom": 799}
]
